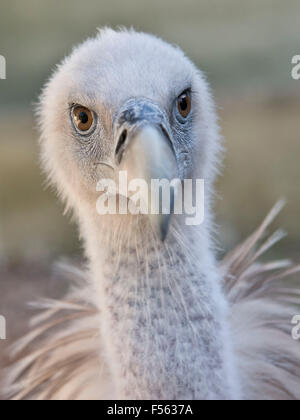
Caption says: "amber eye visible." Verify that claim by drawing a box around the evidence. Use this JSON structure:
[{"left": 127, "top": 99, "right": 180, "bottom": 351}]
[
  {"left": 72, "top": 105, "right": 94, "bottom": 134},
  {"left": 177, "top": 91, "right": 191, "bottom": 119}
]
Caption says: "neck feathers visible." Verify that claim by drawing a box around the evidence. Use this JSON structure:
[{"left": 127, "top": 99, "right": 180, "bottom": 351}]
[{"left": 81, "top": 212, "right": 239, "bottom": 399}]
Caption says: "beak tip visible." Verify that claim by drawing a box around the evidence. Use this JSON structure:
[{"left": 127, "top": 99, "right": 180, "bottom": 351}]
[
  {"left": 159, "top": 215, "right": 171, "bottom": 242},
  {"left": 149, "top": 214, "right": 171, "bottom": 242}
]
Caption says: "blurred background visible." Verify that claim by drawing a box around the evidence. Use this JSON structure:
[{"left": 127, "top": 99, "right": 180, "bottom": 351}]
[{"left": 0, "top": 0, "right": 300, "bottom": 378}]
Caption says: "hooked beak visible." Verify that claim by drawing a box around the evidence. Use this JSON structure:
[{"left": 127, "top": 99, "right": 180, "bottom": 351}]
[{"left": 115, "top": 100, "right": 178, "bottom": 241}]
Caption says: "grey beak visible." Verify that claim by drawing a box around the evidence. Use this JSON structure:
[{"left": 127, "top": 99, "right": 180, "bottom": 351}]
[{"left": 115, "top": 100, "right": 177, "bottom": 241}]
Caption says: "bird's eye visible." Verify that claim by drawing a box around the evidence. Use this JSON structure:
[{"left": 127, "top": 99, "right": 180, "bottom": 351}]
[
  {"left": 177, "top": 91, "right": 191, "bottom": 119},
  {"left": 72, "top": 105, "right": 95, "bottom": 134}
]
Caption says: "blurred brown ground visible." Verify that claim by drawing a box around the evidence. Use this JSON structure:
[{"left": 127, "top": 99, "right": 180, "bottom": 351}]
[{"left": 0, "top": 264, "right": 69, "bottom": 398}]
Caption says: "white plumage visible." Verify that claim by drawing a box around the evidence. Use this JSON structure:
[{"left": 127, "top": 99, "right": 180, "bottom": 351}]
[{"left": 4, "top": 28, "right": 300, "bottom": 400}]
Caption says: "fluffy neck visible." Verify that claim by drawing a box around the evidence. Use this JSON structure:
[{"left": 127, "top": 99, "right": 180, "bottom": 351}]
[{"left": 80, "top": 208, "right": 239, "bottom": 400}]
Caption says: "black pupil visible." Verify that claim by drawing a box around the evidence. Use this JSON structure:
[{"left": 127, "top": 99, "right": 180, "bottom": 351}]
[
  {"left": 179, "top": 95, "right": 188, "bottom": 111},
  {"left": 79, "top": 111, "right": 89, "bottom": 124}
]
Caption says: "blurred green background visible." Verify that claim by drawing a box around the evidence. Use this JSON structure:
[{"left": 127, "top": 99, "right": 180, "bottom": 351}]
[{"left": 0, "top": 0, "right": 300, "bottom": 266}]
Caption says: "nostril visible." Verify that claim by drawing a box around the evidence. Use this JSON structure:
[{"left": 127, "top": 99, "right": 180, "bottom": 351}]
[{"left": 115, "top": 129, "right": 127, "bottom": 161}]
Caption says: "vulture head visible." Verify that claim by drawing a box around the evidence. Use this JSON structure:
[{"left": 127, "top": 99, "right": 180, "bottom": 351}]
[{"left": 39, "top": 28, "right": 220, "bottom": 240}]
